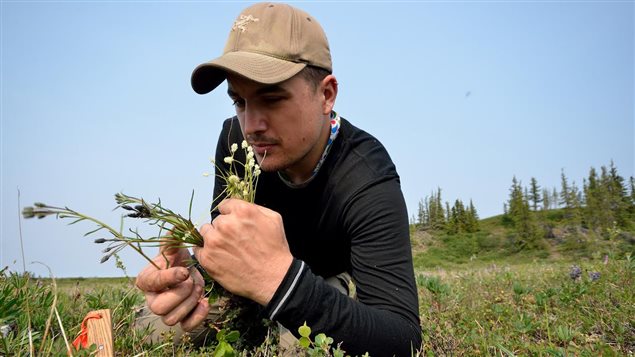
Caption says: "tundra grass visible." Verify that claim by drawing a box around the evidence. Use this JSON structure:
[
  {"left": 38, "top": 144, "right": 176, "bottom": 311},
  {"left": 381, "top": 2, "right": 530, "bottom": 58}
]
[{"left": 2, "top": 255, "right": 633, "bottom": 356}]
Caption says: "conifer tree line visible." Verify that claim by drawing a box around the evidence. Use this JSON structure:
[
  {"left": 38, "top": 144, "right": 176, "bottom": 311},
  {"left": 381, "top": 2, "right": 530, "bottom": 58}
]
[
  {"left": 504, "top": 160, "right": 635, "bottom": 249},
  {"left": 414, "top": 160, "right": 633, "bottom": 246},
  {"left": 416, "top": 188, "right": 479, "bottom": 234}
]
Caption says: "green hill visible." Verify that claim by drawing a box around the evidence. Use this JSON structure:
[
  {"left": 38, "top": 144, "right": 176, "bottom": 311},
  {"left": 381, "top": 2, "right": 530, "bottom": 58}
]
[{"left": 410, "top": 208, "right": 635, "bottom": 270}]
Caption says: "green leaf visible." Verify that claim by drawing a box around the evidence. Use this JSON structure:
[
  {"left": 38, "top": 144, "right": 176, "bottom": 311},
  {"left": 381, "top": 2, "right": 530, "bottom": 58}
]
[
  {"left": 213, "top": 344, "right": 226, "bottom": 357},
  {"left": 188, "top": 189, "right": 194, "bottom": 221},
  {"left": 298, "top": 322, "right": 311, "bottom": 338},
  {"left": 216, "top": 329, "right": 226, "bottom": 342},
  {"left": 315, "top": 333, "right": 326, "bottom": 346},
  {"left": 83, "top": 226, "right": 105, "bottom": 236},
  {"left": 225, "top": 330, "right": 240, "bottom": 343},
  {"left": 298, "top": 336, "right": 311, "bottom": 349},
  {"left": 496, "top": 344, "right": 516, "bottom": 357}
]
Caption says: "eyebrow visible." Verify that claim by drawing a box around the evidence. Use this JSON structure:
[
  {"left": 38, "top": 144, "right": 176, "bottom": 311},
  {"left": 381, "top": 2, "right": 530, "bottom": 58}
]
[{"left": 227, "top": 84, "right": 290, "bottom": 98}]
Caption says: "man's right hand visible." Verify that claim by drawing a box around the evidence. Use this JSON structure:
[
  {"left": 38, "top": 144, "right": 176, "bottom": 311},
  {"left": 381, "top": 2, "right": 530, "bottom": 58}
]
[{"left": 135, "top": 247, "right": 209, "bottom": 331}]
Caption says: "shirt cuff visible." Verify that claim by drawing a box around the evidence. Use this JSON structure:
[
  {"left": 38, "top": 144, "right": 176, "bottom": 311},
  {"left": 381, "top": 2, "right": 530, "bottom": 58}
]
[{"left": 263, "top": 258, "right": 306, "bottom": 320}]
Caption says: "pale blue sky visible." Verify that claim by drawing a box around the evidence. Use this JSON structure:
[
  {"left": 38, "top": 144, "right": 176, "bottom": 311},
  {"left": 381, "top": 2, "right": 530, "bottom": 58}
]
[{"left": 2, "top": 1, "right": 633, "bottom": 277}]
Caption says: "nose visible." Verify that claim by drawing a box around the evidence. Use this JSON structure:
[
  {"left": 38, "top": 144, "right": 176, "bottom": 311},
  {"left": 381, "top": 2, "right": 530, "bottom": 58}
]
[{"left": 241, "top": 103, "right": 268, "bottom": 136}]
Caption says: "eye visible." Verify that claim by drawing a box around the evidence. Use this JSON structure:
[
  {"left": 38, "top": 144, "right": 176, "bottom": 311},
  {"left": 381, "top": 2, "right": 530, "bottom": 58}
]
[
  {"left": 232, "top": 98, "right": 245, "bottom": 109},
  {"left": 263, "top": 96, "right": 284, "bottom": 105}
]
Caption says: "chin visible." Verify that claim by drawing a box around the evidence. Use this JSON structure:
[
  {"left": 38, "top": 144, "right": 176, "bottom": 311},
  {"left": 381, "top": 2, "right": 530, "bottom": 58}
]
[
  {"left": 257, "top": 155, "right": 292, "bottom": 173},
  {"left": 259, "top": 162, "right": 286, "bottom": 173}
]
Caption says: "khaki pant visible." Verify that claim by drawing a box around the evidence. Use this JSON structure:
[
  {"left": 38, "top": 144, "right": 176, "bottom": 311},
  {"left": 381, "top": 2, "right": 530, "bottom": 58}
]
[
  {"left": 133, "top": 298, "right": 224, "bottom": 346},
  {"left": 133, "top": 272, "right": 356, "bottom": 349}
]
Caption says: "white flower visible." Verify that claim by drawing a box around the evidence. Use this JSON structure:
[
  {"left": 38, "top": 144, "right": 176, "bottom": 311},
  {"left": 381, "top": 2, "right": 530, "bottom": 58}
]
[
  {"left": 224, "top": 156, "right": 233, "bottom": 164},
  {"left": 254, "top": 169, "right": 261, "bottom": 176},
  {"left": 241, "top": 140, "right": 248, "bottom": 149},
  {"left": 247, "top": 146, "right": 253, "bottom": 153},
  {"left": 202, "top": 172, "right": 210, "bottom": 177},
  {"left": 231, "top": 143, "right": 238, "bottom": 153},
  {"left": 228, "top": 175, "right": 240, "bottom": 184},
  {"left": 248, "top": 160, "right": 255, "bottom": 168},
  {"left": 254, "top": 164, "right": 260, "bottom": 171},
  {"left": 247, "top": 151, "right": 254, "bottom": 160},
  {"left": 243, "top": 189, "right": 249, "bottom": 197}
]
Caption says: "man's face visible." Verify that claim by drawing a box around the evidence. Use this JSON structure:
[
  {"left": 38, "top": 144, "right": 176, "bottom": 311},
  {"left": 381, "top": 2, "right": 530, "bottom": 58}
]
[{"left": 226, "top": 72, "right": 333, "bottom": 181}]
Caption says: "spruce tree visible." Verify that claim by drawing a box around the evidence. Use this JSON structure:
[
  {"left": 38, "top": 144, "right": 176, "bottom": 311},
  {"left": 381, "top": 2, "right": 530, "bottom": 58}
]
[
  {"left": 433, "top": 187, "right": 445, "bottom": 230},
  {"left": 507, "top": 177, "right": 540, "bottom": 250},
  {"left": 467, "top": 200, "right": 480, "bottom": 232},
  {"left": 418, "top": 198, "right": 426, "bottom": 227},
  {"left": 456, "top": 199, "right": 467, "bottom": 233},
  {"left": 560, "top": 170, "right": 572, "bottom": 209},
  {"left": 542, "top": 188, "right": 551, "bottom": 211},
  {"left": 597, "top": 165, "right": 615, "bottom": 229},
  {"left": 607, "top": 160, "right": 629, "bottom": 227},
  {"left": 528, "top": 177, "right": 542, "bottom": 211},
  {"left": 569, "top": 181, "right": 583, "bottom": 227},
  {"left": 584, "top": 167, "right": 601, "bottom": 229}
]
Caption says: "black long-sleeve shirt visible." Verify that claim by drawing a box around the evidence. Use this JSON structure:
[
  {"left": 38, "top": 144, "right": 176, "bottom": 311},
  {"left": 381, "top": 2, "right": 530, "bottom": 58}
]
[{"left": 212, "top": 117, "right": 421, "bottom": 356}]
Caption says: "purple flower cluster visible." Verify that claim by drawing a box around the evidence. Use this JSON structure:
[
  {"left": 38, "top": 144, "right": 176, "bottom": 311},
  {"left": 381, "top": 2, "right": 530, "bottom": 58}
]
[
  {"left": 588, "top": 271, "right": 601, "bottom": 281},
  {"left": 569, "top": 265, "right": 582, "bottom": 280}
]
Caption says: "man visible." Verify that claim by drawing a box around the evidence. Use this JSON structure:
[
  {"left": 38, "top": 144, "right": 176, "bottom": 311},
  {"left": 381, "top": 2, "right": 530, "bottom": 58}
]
[{"left": 135, "top": 2, "right": 421, "bottom": 355}]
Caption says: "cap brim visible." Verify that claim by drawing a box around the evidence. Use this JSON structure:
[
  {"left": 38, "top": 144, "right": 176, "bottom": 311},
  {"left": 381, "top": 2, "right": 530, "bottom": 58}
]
[{"left": 191, "top": 51, "right": 307, "bottom": 95}]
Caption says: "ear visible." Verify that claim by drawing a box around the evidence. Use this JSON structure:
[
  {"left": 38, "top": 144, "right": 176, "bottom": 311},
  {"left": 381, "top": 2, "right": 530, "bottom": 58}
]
[{"left": 319, "top": 75, "right": 338, "bottom": 115}]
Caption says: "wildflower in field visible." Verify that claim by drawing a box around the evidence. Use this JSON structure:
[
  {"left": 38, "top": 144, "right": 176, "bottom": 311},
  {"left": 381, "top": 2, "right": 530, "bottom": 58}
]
[
  {"left": 588, "top": 271, "right": 601, "bottom": 281},
  {"left": 569, "top": 265, "right": 582, "bottom": 280}
]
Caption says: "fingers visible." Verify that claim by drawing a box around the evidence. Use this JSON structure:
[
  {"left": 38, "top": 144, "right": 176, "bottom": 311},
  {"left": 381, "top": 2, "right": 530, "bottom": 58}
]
[
  {"left": 147, "top": 277, "right": 198, "bottom": 316},
  {"left": 254, "top": 204, "right": 280, "bottom": 220},
  {"left": 160, "top": 284, "right": 204, "bottom": 326},
  {"left": 180, "top": 299, "right": 210, "bottom": 332},
  {"left": 198, "top": 223, "right": 213, "bottom": 237},
  {"left": 217, "top": 198, "right": 248, "bottom": 215},
  {"left": 136, "top": 266, "right": 189, "bottom": 293}
]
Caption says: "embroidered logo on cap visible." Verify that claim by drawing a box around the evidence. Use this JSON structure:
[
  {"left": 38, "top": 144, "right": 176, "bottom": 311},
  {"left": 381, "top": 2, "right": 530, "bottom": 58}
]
[{"left": 232, "top": 15, "right": 259, "bottom": 33}]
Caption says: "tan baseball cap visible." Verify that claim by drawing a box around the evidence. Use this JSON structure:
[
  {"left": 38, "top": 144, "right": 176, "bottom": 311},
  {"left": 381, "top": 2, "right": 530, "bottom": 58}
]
[{"left": 191, "top": 2, "right": 332, "bottom": 95}]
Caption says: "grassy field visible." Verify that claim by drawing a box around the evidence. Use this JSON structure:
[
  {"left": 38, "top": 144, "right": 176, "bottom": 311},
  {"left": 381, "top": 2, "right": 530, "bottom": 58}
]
[
  {"left": 2, "top": 213, "right": 634, "bottom": 356},
  {"left": 416, "top": 259, "right": 634, "bottom": 356},
  {"left": 2, "top": 256, "right": 633, "bottom": 356}
]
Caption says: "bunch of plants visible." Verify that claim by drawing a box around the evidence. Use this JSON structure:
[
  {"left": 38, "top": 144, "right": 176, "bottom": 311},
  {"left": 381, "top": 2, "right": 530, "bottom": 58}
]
[{"left": 19, "top": 140, "right": 273, "bottom": 353}]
